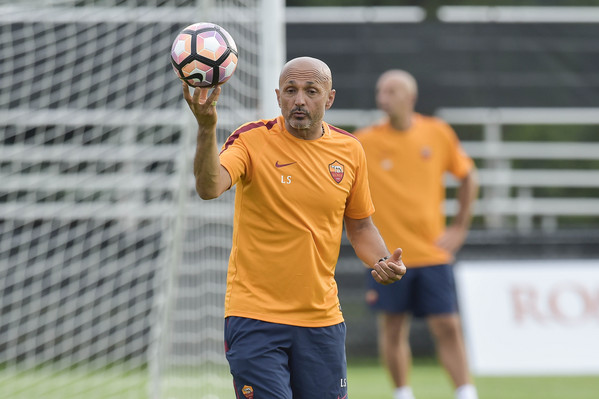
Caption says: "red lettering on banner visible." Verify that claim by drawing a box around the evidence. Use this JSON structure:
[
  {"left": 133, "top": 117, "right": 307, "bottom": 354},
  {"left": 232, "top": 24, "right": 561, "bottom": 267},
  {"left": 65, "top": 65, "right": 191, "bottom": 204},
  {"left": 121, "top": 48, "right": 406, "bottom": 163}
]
[
  {"left": 511, "top": 283, "right": 599, "bottom": 325},
  {"left": 548, "top": 283, "right": 597, "bottom": 325},
  {"left": 511, "top": 285, "right": 544, "bottom": 324}
]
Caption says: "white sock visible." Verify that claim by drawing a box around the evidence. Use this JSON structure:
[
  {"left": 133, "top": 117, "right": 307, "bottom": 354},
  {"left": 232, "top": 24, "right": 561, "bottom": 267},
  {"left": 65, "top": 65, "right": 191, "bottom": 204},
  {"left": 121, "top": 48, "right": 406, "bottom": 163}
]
[
  {"left": 455, "top": 384, "right": 478, "bottom": 399},
  {"left": 394, "top": 386, "right": 415, "bottom": 399}
]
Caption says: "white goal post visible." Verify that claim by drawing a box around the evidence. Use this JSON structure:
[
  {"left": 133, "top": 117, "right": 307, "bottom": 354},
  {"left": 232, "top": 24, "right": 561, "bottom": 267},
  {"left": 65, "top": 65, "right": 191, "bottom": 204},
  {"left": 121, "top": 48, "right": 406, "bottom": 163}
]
[{"left": 0, "top": 1, "right": 284, "bottom": 399}]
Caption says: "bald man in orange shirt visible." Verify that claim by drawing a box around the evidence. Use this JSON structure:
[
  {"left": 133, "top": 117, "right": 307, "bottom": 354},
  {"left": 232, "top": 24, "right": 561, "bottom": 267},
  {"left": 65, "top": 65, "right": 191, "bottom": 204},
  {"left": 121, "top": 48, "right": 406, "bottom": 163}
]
[
  {"left": 183, "top": 57, "right": 406, "bottom": 399},
  {"left": 355, "top": 70, "right": 479, "bottom": 399}
]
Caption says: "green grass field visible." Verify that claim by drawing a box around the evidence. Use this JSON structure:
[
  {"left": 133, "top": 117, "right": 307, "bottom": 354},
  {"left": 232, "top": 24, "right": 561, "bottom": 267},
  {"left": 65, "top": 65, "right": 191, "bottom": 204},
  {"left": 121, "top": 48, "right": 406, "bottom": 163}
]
[
  {"left": 2, "top": 358, "right": 598, "bottom": 398},
  {"left": 348, "top": 358, "right": 599, "bottom": 399}
]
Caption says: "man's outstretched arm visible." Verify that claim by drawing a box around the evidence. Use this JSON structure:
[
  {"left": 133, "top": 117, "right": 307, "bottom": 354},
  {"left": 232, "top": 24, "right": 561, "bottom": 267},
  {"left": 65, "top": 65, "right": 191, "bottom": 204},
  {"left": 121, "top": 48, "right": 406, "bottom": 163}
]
[{"left": 182, "top": 84, "right": 232, "bottom": 199}]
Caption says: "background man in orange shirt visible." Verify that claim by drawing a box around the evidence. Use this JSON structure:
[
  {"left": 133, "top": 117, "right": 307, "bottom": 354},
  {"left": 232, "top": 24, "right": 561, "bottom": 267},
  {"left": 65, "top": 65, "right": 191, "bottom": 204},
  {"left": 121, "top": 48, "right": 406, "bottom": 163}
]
[
  {"left": 355, "top": 70, "right": 479, "bottom": 399},
  {"left": 183, "top": 57, "right": 406, "bottom": 399}
]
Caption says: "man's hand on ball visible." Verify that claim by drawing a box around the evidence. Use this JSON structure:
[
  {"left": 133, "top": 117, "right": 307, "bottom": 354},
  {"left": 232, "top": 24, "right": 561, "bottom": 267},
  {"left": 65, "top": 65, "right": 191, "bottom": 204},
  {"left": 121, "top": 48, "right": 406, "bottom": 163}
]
[
  {"left": 371, "top": 248, "right": 406, "bottom": 285},
  {"left": 182, "top": 83, "right": 221, "bottom": 128}
]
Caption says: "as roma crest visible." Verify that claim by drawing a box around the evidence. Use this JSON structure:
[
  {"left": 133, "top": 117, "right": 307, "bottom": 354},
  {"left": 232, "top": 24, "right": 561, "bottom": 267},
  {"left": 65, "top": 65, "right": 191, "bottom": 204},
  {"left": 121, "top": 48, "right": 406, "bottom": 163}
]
[
  {"left": 329, "top": 160, "right": 344, "bottom": 183},
  {"left": 242, "top": 385, "right": 254, "bottom": 399},
  {"left": 420, "top": 146, "right": 432, "bottom": 160}
]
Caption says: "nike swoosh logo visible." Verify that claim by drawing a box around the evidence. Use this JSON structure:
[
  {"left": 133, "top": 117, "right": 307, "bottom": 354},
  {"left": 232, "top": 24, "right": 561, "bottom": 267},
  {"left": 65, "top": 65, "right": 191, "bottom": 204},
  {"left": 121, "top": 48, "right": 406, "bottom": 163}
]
[
  {"left": 275, "top": 161, "right": 296, "bottom": 168},
  {"left": 338, "top": 395, "right": 348, "bottom": 399}
]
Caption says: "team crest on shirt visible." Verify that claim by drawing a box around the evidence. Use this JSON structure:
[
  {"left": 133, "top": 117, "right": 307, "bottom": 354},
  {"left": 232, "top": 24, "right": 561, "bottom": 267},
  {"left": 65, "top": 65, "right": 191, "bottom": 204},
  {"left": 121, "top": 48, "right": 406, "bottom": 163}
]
[
  {"left": 329, "top": 160, "right": 344, "bottom": 183},
  {"left": 380, "top": 158, "right": 393, "bottom": 171},
  {"left": 242, "top": 385, "right": 254, "bottom": 399},
  {"left": 421, "top": 146, "right": 432, "bottom": 159}
]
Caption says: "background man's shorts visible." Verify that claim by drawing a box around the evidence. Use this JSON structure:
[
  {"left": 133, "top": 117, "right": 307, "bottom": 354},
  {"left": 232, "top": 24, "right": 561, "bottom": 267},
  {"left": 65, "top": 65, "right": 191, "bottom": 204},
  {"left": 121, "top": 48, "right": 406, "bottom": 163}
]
[
  {"left": 366, "top": 264, "right": 458, "bottom": 317},
  {"left": 224, "top": 316, "right": 348, "bottom": 399}
]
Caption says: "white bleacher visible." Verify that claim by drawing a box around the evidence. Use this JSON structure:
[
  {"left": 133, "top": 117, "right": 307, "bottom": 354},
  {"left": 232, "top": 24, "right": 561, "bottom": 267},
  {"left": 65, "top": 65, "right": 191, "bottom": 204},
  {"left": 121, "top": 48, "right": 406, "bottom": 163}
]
[{"left": 4, "top": 107, "right": 598, "bottom": 233}]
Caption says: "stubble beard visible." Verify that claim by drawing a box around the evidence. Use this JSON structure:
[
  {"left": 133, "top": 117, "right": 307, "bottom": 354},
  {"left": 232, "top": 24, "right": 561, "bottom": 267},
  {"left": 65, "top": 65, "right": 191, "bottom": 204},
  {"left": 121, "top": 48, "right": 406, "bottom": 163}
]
[
  {"left": 287, "top": 107, "right": 324, "bottom": 132},
  {"left": 288, "top": 109, "right": 313, "bottom": 130},
  {"left": 289, "top": 118, "right": 312, "bottom": 130}
]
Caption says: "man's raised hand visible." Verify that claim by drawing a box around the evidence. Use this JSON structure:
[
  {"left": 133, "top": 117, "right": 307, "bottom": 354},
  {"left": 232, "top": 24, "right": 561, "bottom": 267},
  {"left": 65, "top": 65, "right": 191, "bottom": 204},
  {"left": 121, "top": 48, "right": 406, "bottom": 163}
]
[{"left": 371, "top": 248, "right": 406, "bottom": 285}]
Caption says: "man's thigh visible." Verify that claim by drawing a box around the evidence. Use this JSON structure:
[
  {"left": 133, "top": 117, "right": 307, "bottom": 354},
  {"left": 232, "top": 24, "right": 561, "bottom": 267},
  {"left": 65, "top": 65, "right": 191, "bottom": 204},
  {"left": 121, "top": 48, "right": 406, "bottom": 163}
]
[
  {"left": 413, "top": 264, "right": 458, "bottom": 317},
  {"left": 289, "top": 322, "right": 348, "bottom": 399},
  {"left": 224, "top": 317, "right": 293, "bottom": 399}
]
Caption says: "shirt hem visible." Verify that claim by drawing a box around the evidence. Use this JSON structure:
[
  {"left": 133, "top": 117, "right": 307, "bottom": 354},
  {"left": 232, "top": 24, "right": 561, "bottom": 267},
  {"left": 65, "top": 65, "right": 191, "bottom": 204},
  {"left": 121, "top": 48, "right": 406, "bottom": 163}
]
[{"left": 224, "top": 310, "right": 344, "bottom": 328}]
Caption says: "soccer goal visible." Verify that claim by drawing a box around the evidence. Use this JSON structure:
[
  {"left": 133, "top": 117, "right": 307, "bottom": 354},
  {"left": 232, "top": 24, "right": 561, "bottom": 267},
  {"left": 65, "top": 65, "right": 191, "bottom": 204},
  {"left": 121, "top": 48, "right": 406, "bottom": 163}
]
[{"left": 0, "top": 1, "right": 284, "bottom": 398}]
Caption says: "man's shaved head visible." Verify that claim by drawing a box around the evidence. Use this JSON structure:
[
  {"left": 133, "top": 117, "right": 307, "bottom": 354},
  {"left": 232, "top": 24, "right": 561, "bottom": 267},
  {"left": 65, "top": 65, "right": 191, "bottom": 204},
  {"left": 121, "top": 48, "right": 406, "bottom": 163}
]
[
  {"left": 377, "top": 69, "right": 418, "bottom": 100},
  {"left": 375, "top": 70, "right": 418, "bottom": 130},
  {"left": 279, "top": 57, "right": 332, "bottom": 90}
]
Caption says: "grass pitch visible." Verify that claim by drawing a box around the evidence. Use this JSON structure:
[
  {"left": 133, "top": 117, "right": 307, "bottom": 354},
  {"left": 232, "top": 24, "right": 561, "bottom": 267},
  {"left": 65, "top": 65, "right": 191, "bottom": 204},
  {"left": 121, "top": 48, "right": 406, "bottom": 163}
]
[
  {"left": 348, "top": 358, "right": 599, "bottom": 399},
  {"left": 1, "top": 358, "right": 598, "bottom": 398}
]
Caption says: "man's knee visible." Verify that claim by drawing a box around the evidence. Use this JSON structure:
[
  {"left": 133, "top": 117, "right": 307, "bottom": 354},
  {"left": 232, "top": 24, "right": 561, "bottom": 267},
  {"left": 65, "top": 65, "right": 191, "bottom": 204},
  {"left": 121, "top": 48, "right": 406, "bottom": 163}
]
[{"left": 427, "top": 314, "right": 462, "bottom": 340}]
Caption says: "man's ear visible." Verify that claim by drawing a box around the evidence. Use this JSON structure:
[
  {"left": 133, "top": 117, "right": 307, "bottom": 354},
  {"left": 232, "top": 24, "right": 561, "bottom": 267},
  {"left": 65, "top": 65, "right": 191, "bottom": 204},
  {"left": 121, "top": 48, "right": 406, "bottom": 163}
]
[
  {"left": 325, "top": 89, "right": 336, "bottom": 110},
  {"left": 275, "top": 88, "right": 281, "bottom": 107}
]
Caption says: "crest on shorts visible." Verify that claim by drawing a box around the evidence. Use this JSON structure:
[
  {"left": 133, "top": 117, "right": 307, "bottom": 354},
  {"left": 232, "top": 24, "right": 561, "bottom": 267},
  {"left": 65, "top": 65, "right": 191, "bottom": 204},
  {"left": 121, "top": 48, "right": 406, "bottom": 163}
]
[
  {"left": 328, "top": 160, "right": 344, "bottom": 183},
  {"left": 242, "top": 385, "right": 254, "bottom": 399}
]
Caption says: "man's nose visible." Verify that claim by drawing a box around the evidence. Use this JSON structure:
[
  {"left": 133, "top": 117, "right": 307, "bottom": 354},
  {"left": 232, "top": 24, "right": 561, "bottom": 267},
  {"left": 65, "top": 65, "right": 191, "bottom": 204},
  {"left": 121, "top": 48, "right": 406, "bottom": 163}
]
[{"left": 294, "top": 91, "right": 306, "bottom": 105}]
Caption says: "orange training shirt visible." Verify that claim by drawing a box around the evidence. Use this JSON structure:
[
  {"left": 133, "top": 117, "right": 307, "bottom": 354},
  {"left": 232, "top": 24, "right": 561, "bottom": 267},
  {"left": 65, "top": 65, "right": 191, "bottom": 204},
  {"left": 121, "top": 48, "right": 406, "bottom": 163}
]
[
  {"left": 219, "top": 116, "right": 374, "bottom": 327},
  {"left": 355, "top": 114, "right": 474, "bottom": 267}
]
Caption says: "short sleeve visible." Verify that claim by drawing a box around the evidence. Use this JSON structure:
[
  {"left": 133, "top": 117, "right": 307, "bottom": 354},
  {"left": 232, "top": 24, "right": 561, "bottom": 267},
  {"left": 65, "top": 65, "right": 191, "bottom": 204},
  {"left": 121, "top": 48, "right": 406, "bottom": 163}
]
[
  {"left": 441, "top": 121, "right": 474, "bottom": 179},
  {"left": 344, "top": 145, "right": 375, "bottom": 219},
  {"left": 219, "top": 134, "right": 250, "bottom": 186}
]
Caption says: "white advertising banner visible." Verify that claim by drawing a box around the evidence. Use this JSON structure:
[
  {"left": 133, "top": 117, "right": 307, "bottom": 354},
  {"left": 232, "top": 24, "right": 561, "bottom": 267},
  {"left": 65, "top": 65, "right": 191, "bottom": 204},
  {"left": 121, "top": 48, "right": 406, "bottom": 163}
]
[{"left": 455, "top": 259, "right": 599, "bottom": 376}]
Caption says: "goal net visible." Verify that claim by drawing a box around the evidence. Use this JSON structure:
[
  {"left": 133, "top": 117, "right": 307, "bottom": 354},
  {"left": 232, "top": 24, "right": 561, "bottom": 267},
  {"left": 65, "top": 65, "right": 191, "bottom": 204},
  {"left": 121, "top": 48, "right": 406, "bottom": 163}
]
[{"left": 0, "top": 1, "right": 284, "bottom": 398}]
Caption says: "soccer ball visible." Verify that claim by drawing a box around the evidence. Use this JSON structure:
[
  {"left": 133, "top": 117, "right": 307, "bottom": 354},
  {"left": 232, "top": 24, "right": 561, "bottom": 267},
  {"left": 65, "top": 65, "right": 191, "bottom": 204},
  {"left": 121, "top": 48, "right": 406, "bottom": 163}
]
[{"left": 170, "top": 22, "right": 238, "bottom": 88}]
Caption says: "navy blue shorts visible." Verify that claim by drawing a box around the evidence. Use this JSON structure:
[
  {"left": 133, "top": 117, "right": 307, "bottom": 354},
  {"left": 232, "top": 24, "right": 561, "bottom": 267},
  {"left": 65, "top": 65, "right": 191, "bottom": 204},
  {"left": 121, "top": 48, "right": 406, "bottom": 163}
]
[
  {"left": 224, "top": 316, "right": 348, "bottom": 399},
  {"left": 366, "top": 264, "right": 458, "bottom": 317}
]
